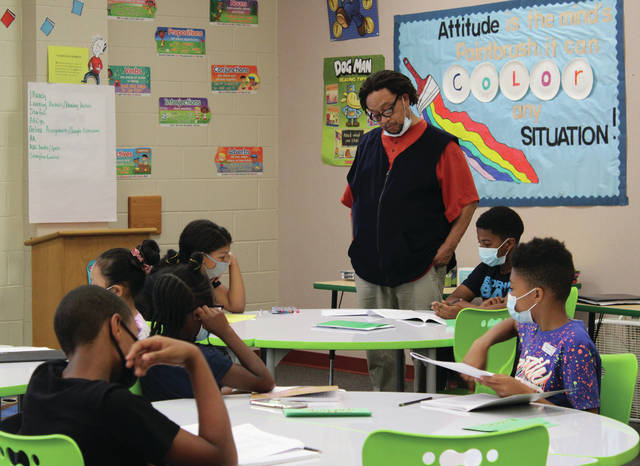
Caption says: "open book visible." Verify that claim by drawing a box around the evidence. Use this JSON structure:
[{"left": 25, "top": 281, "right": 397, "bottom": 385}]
[
  {"left": 577, "top": 293, "right": 640, "bottom": 306},
  {"left": 421, "top": 390, "right": 567, "bottom": 412},
  {"left": 409, "top": 352, "right": 493, "bottom": 378},
  {"left": 182, "top": 423, "right": 319, "bottom": 466},
  {"left": 370, "top": 309, "right": 448, "bottom": 325}
]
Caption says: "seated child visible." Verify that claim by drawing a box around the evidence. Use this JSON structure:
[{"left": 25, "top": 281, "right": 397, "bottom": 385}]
[
  {"left": 90, "top": 239, "right": 160, "bottom": 338},
  {"left": 18, "top": 285, "right": 237, "bottom": 465},
  {"left": 462, "top": 238, "right": 601, "bottom": 412},
  {"left": 432, "top": 206, "right": 524, "bottom": 319},
  {"left": 141, "top": 257, "right": 274, "bottom": 401},
  {"left": 159, "top": 219, "right": 246, "bottom": 313}
]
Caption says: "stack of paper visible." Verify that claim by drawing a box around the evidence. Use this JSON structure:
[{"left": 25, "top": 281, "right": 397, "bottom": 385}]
[
  {"left": 182, "top": 423, "right": 319, "bottom": 465},
  {"left": 370, "top": 309, "right": 448, "bottom": 325},
  {"left": 263, "top": 386, "right": 344, "bottom": 402},
  {"left": 251, "top": 386, "right": 339, "bottom": 401},
  {"left": 421, "top": 390, "right": 566, "bottom": 412}
]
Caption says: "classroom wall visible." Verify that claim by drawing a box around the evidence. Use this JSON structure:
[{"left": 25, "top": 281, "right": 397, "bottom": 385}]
[
  {"left": 0, "top": 0, "right": 278, "bottom": 345},
  {"left": 0, "top": 0, "right": 25, "bottom": 344},
  {"left": 277, "top": 0, "right": 640, "bottom": 313}
]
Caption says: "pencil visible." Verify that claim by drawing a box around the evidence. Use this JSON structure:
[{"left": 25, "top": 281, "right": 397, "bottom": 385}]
[{"left": 398, "top": 396, "right": 432, "bottom": 407}]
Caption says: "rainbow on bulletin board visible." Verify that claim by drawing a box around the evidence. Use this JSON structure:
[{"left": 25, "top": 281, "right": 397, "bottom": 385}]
[
  {"left": 211, "top": 65, "right": 260, "bottom": 94},
  {"left": 109, "top": 65, "right": 151, "bottom": 96},
  {"left": 210, "top": 0, "right": 258, "bottom": 26},
  {"left": 215, "top": 147, "right": 263, "bottom": 175},
  {"left": 327, "top": 0, "right": 378, "bottom": 41},
  {"left": 321, "top": 55, "right": 385, "bottom": 167},
  {"left": 159, "top": 97, "right": 210, "bottom": 126},
  {"left": 108, "top": 0, "right": 157, "bottom": 20},
  {"left": 116, "top": 148, "right": 151, "bottom": 178},
  {"left": 47, "top": 46, "right": 89, "bottom": 84},
  {"left": 155, "top": 27, "right": 206, "bottom": 56}
]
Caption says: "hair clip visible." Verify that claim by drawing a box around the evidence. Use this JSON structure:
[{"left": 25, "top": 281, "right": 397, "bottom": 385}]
[{"left": 131, "top": 247, "right": 151, "bottom": 273}]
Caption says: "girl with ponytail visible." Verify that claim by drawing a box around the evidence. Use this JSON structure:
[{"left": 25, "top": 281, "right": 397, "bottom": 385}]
[
  {"left": 90, "top": 239, "right": 160, "bottom": 339},
  {"left": 140, "top": 254, "right": 274, "bottom": 401},
  {"left": 158, "top": 219, "right": 246, "bottom": 313}
]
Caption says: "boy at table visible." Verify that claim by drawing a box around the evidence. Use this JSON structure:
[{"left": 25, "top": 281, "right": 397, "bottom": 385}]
[
  {"left": 463, "top": 238, "right": 601, "bottom": 412},
  {"left": 18, "top": 285, "right": 237, "bottom": 465},
  {"left": 432, "top": 206, "right": 524, "bottom": 319}
]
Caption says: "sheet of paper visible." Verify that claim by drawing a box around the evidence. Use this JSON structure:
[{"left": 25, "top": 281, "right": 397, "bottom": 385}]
[
  {"left": 409, "top": 352, "right": 493, "bottom": 378},
  {"left": 47, "top": 45, "right": 88, "bottom": 83},
  {"left": 183, "top": 423, "right": 316, "bottom": 465},
  {"left": 422, "top": 390, "right": 567, "bottom": 412},
  {"left": 371, "top": 309, "right": 447, "bottom": 325},
  {"left": 321, "top": 309, "right": 369, "bottom": 316},
  {"left": 464, "top": 417, "right": 556, "bottom": 432},
  {"left": 226, "top": 313, "right": 257, "bottom": 323}
]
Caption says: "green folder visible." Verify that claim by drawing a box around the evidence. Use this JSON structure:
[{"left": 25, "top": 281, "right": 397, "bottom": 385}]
[{"left": 316, "top": 320, "right": 394, "bottom": 331}]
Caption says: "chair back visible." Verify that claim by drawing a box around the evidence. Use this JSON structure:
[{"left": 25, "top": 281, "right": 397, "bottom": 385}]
[
  {"left": 362, "top": 424, "right": 549, "bottom": 466},
  {"left": 600, "top": 353, "right": 638, "bottom": 424},
  {"left": 0, "top": 431, "right": 84, "bottom": 466},
  {"left": 129, "top": 378, "right": 143, "bottom": 396},
  {"left": 565, "top": 286, "right": 578, "bottom": 319}
]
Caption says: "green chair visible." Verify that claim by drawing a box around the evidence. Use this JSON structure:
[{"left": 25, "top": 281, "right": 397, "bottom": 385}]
[
  {"left": 362, "top": 424, "right": 549, "bottom": 466},
  {"left": 600, "top": 353, "right": 638, "bottom": 424},
  {"left": 565, "top": 286, "right": 578, "bottom": 319},
  {"left": 0, "top": 431, "right": 84, "bottom": 466}
]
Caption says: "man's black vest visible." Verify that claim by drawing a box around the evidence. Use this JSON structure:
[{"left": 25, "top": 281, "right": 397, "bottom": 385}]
[{"left": 347, "top": 125, "right": 457, "bottom": 287}]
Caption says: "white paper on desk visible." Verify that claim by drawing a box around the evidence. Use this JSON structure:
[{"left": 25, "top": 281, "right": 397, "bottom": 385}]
[
  {"left": 371, "top": 309, "right": 447, "bottom": 325},
  {"left": 321, "top": 308, "right": 369, "bottom": 317},
  {"left": 409, "top": 352, "right": 493, "bottom": 378},
  {"left": 181, "top": 422, "right": 319, "bottom": 466},
  {"left": 421, "top": 390, "right": 567, "bottom": 412},
  {"left": 0, "top": 346, "right": 54, "bottom": 352},
  {"left": 271, "top": 386, "right": 345, "bottom": 402}
]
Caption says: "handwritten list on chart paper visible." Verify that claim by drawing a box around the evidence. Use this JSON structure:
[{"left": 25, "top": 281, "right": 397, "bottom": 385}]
[{"left": 28, "top": 82, "right": 116, "bottom": 223}]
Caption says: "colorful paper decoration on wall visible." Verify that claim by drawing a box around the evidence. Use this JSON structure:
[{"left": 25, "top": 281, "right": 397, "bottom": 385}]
[
  {"left": 159, "top": 97, "right": 210, "bottom": 126},
  {"left": 211, "top": 65, "right": 260, "bottom": 93},
  {"left": 117, "top": 147, "right": 152, "bottom": 178},
  {"left": 215, "top": 147, "right": 263, "bottom": 175},
  {"left": 210, "top": 0, "right": 258, "bottom": 26},
  {"left": 155, "top": 27, "right": 206, "bottom": 56},
  {"left": 327, "top": 0, "right": 378, "bottom": 41},
  {"left": 395, "top": 0, "right": 627, "bottom": 206},
  {"left": 108, "top": 0, "right": 157, "bottom": 20},
  {"left": 109, "top": 65, "right": 151, "bottom": 96}
]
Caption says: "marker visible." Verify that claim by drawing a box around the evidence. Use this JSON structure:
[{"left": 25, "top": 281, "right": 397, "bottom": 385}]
[
  {"left": 304, "top": 446, "right": 322, "bottom": 453},
  {"left": 398, "top": 396, "right": 432, "bottom": 407}
]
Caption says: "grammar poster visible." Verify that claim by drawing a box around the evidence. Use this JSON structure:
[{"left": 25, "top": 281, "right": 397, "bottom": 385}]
[
  {"left": 215, "top": 147, "right": 263, "bottom": 175},
  {"left": 117, "top": 147, "right": 151, "bottom": 178},
  {"left": 109, "top": 65, "right": 151, "bottom": 96},
  {"left": 322, "top": 55, "right": 384, "bottom": 166},
  {"left": 210, "top": 0, "right": 258, "bottom": 26},
  {"left": 155, "top": 27, "right": 205, "bottom": 56},
  {"left": 159, "top": 97, "right": 210, "bottom": 126},
  {"left": 395, "top": 0, "right": 626, "bottom": 206},
  {"left": 211, "top": 65, "right": 260, "bottom": 93},
  {"left": 108, "top": 0, "right": 157, "bottom": 20}
]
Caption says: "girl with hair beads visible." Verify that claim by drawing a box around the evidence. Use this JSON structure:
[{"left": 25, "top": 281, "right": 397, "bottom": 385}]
[
  {"left": 140, "top": 255, "right": 274, "bottom": 401},
  {"left": 90, "top": 239, "right": 160, "bottom": 339}
]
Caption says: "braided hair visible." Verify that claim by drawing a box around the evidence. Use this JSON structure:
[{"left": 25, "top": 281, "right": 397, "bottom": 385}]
[
  {"left": 159, "top": 219, "right": 232, "bottom": 267},
  {"left": 95, "top": 239, "right": 160, "bottom": 298},
  {"left": 149, "top": 253, "right": 214, "bottom": 339}
]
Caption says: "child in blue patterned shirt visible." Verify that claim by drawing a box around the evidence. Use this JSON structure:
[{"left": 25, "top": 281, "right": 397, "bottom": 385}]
[{"left": 463, "top": 237, "right": 601, "bottom": 412}]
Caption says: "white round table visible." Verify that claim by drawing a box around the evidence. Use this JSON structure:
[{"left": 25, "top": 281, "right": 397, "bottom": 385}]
[
  {"left": 213, "top": 309, "right": 454, "bottom": 391},
  {"left": 154, "top": 391, "right": 639, "bottom": 465}
]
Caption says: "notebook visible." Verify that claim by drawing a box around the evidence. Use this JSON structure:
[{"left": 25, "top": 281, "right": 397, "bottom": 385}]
[
  {"left": 577, "top": 293, "right": 640, "bottom": 306},
  {"left": 370, "top": 309, "right": 448, "bottom": 325},
  {"left": 421, "top": 390, "right": 566, "bottom": 412},
  {"left": 182, "top": 423, "right": 319, "bottom": 466},
  {"left": 316, "top": 320, "right": 394, "bottom": 331},
  {"left": 251, "top": 385, "right": 339, "bottom": 401}
]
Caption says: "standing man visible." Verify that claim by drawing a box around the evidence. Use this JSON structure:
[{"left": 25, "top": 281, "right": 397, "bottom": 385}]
[{"left": 341, "top": 70, "right": 479, "bottom": 391}]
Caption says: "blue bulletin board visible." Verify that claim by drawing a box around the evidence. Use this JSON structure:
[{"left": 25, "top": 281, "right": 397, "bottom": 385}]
[{"left": 395, "top": 0, "right": 627, "bottom": 206}]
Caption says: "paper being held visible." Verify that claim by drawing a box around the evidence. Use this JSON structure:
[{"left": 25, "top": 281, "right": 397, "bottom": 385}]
[{"left": 409, "top": 352, "right": 493, "bottom": 378}]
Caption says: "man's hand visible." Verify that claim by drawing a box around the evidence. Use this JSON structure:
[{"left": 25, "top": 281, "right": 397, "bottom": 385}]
[
  {"left": 195, "top": 305, "right": 230, "bottom": 336},
  {"left": 432, "top": 243, "right": 454, "bottom": 267},
  {"left": 482, "top": 296, "right": 506, "bottom": 307},
  {"left": 125, "top": 335, "right": 198, "bottom": 377},
  {"left": 431, "top": 301, "right": 459, "bottom": 319},
  {"left": 477, "top": 374, "right": 536, "bottom": 397}
]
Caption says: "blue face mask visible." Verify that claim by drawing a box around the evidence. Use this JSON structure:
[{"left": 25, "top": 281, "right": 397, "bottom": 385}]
[
  {"left": 203, "top": 253, "right": 229, "bottom": 281},
  {"left": 194, "top": 326, "right": 209, "bottom": 343},
  {"left": 478, "top": 238, "right": 510, "bottom": 267},
  {"left": 506, "top": 288, "right": 536, "bottom": 324}
]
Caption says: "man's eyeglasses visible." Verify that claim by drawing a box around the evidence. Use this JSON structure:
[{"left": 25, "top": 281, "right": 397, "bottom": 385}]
[{"left": 367, "top": 94, "right": 400, "bottom": 122}]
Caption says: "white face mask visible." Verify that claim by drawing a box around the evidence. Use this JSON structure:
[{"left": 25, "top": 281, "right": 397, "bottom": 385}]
[
  {"left": 478, "top": 238, "right": 510, "bottom": 267},
  {"left": 382, "top": 99, "right": 412, "bottom": 138},
  {"left": 203, "top": 253, "right": 229, "bottom": 281},
  {"left": 506, "top": 288, "right": 537, "bottom": 324}
]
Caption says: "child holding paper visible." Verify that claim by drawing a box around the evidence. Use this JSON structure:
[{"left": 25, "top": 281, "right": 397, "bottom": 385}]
[
  {"left": 432, "top": 206, "right": 524, "bottom": 319},
  {"left": 462, "top": 238, "right": 601, "bottom": 412},
  {"left": 19, "top": 285, "right": 237, "bottom": 465}
]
